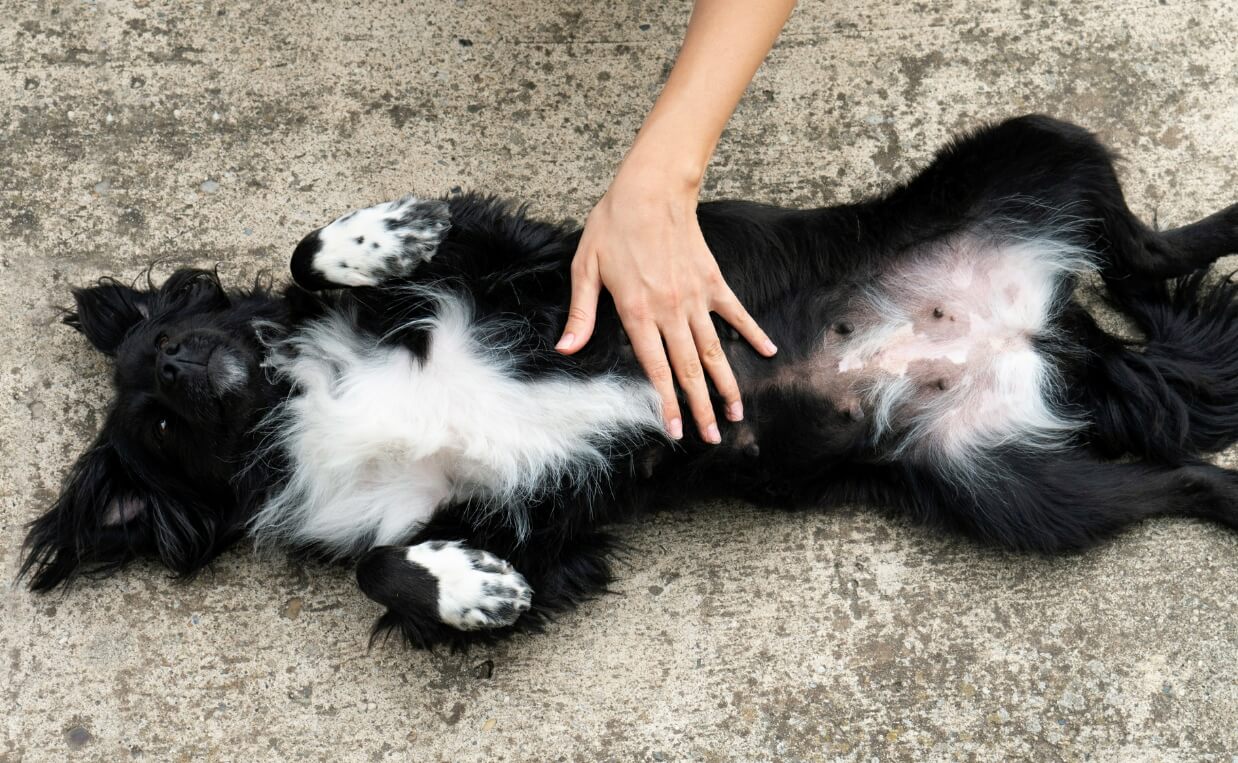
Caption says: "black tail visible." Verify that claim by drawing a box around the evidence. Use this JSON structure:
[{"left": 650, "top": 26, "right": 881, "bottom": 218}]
[{"left": 1087, "top": 270, "right": 1238, "bottom": 461}]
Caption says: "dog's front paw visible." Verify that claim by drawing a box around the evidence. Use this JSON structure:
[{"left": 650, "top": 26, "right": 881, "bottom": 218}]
[
  {"left": 406, "top": 541, "right": 533, "bottom": 631},
  {"left": 291, "top": 195, "right": 451, "bottom": 290}
]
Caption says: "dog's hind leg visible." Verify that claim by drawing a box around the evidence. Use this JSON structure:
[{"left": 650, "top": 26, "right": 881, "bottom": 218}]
[
  {"left": 1094, "top": 199, "right": 1238, "bottom": 284},
  {"left": 1046, "top": 124, "right": 1238, "bottom": 281},
  {"left": 1159, "top": 204, "right": 1238, "bottom": 268},
  {"left": 892, "top": 116, "right": 1236, "bottom": 281},
  {"left": 993, "top": 118, "right": 1237, "bottom": 281},
  {"left": 930, "top": 451, "right": 1238, "bottom": 552}
]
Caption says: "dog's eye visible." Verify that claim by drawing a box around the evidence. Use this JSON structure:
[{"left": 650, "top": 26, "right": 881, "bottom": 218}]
[{"left": 155, "top": 419, "right": 168, "bottom": 439}]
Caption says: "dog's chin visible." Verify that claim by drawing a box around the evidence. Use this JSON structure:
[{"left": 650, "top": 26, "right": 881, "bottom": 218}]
[{"left": 206, "top": 347, "right": 251, "bottom": 395}]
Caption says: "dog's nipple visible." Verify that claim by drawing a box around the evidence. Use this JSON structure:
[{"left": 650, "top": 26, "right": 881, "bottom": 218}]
[{"left": 840, "top": 400, "right": 865, "bottom": 422}]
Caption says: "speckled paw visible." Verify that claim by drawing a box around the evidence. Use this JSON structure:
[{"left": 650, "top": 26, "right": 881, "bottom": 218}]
[
  {"left": 290, "top": 195, "right": 451, "bottom": 290},
  {"left": 405, "top": 540, "right": 533, "bottom": 631}
]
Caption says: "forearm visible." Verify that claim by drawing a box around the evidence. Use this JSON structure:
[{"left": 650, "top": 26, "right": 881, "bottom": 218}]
[{"left": 622, "top": 0, "right": 797, "bottom": 190}]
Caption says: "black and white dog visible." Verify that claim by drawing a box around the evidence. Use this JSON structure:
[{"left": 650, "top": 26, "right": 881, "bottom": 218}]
[{"left": 20, "top": 116, "right": 1238, "bottom": 648}]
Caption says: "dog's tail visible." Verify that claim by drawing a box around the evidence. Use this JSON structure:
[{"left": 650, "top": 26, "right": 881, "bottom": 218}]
[{"left": 1088, "top": 268, "right": 1238, "bottom": 461}]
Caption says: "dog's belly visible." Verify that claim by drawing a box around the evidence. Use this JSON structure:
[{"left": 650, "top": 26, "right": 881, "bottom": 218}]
[
  {"left": 803, "top": 233, "right": 1094, "bottom": 460},
  {"left": 252, "top": 296, "right": 663, "bottom": 555}
]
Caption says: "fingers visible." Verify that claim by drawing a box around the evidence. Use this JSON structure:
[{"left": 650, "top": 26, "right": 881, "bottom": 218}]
[
  {"left": 556, "top": 250, "right": 600, "bottom": 354},
  {"left": 662, "top": 320, "right": 721, "bottom": 444},
  {"left": 626, "top": 320, "right": 684, "bottom": 440},
  {"left": 691, "top": 314, "right": 743, "bottom": 424},
  {"left": 714, "top": 288, "right": 778, "bottom": 357},
  {"left": 559, "top": 225, "right": 774, "bottom": 445}
]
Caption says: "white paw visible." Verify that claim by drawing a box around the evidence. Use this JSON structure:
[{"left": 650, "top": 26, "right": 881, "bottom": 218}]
[
  {"left": 291, "top": 195, "right": 451, "bottom": 290},
  {"left": 405, "top": 540, "right": 533, "bottom": 631}
]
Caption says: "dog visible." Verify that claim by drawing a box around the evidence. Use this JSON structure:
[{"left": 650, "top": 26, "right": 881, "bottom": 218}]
[{"left": 20, "top": 115, "right": 1238, "bottom": 648}]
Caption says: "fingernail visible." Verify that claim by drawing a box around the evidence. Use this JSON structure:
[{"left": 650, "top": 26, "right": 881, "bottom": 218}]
[
  {"left": 705, "top": 423, "right": 721, "bottom": 444},
  {"left": 555, "top": 333, "right": 575, "bottom": 351},
  {"left": 727, "top": 401, "right": 743, "bottom": 422},
  {"left": 668, "top": 418, "right": 683, "bottom": 440},
  {"left": 763, "top": 340, "right": 778, "bottom": 355}
]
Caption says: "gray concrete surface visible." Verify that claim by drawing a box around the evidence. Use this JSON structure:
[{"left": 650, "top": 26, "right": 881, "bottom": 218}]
[{"left": 2, "top": 1, "right": 1237, "bottom": 760}]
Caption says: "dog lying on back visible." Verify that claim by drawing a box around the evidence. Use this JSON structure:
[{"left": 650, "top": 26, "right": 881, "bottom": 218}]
[{"left": 20, "top": 116, "right": 1238, "bottom": 648}]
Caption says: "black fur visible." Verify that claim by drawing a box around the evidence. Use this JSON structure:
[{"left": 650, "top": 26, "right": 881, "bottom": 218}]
[
  {"left": 356, "top": 546, "right": 444, "bottom": 648},
  {"left": 20, "top": 115, "right": 1238, "bottom": 649}
]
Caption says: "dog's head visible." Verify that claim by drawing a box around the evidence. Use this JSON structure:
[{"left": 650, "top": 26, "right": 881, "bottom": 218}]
[{"left": 21, "top": 268, "right": 283, "bottom": 591}]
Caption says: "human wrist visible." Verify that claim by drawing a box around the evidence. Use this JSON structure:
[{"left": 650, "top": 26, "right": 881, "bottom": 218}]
[
  {"left": 618, "top": 130, "right": 709, "bottom": 196},
  {"left": 611, "top": 152, "right": 705, "bottom": 212}
]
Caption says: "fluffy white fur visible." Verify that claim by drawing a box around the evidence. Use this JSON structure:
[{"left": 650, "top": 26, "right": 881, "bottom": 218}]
[{"left": 250, "top": 293, "right": 664, "bottom": 556}]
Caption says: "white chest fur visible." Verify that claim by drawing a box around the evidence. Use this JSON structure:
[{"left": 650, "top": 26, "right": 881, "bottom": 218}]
[{"left": 250, "top": 294, "right": 663, "bottom": 556}]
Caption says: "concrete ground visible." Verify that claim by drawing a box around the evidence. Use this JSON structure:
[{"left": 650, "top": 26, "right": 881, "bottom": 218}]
[{"left": 2, "top": 1, "right": 1236, "bottom": 760}]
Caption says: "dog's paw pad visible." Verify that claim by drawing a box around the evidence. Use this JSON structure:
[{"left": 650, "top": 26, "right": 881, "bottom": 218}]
[
  {"left": 291, "top": 195, "right": 451, "bottom": 290},
  {"left": 453, "top": 576, "right": 534, "bottom": 630},
  {"left": 406, "top": 541, "right": 532, "bottom": 631}
]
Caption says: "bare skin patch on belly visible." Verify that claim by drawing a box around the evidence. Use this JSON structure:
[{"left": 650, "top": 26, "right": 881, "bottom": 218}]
[{"left": 796, "top": 234, "right": 1094, "bottom": 459}]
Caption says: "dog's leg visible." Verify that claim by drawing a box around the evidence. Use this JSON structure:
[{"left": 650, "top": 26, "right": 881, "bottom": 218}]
[
  {"left": 985, "top": 117, "right": 1237, "bottom": 280},
  {"left": 356, "top": 505, "right": 627, "bottom": 649},
  {"left": 1094, "top": 199, "right": 1238, "bottom": 283},
  {"left": 290, "top": 196, "right": 451, "bottom": 290},
  {"left": 931, "top": 452, "right": 1238, "bottom": 552},
  {"left": 880, "top": 115, "right": 1235, "bottom": 281},
  {"left": 1158, "top": 205, "right": 1238, "bottom": 268},
  {"left": 356, "top": 540, "right": 532, "bottom": 644}
]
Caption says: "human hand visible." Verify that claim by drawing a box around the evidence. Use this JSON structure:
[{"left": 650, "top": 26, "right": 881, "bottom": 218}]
[{"left": 555, "top": 164, "right": 777, "bottom": 444}]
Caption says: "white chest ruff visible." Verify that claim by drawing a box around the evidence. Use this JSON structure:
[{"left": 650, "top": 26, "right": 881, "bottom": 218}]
[{"left": 250, "top": 295, "right": 662, "bottom": 555}]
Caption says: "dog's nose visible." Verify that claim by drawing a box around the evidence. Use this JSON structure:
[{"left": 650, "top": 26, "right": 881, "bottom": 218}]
[
  {"left": 159, "top": 359, "right": 178, "bottom": 385},
  {"left": 158, "top": 340, "right": 210, "bottom": 387}
]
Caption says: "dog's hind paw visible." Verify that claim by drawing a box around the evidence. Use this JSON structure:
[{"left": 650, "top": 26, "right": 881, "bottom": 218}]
[
  {"left": 291, "top": 195, "right": 451, "bottom": 290},
  {"left": 406, "top": 541, "right": 533, "bottom": 631}
]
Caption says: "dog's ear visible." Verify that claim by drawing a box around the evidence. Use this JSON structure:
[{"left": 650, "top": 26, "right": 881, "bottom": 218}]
[
  {"left": 20, "top": 428, "right": 239, "bottom": 590},
  {"left": 19, "top": 440, "right": 154, "bottom": 591},
  {"left": 64, "top": 280, "right": 154, "bottom": 356}
]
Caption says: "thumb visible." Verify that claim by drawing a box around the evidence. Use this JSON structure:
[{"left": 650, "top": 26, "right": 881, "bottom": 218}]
[{"left": 557, "top": 252, "right": 601, "bottom": 354}]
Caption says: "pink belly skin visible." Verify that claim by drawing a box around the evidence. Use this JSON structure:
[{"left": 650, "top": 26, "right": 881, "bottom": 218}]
[{"left": 790, "top": 234, "right": 1094, "bottom": 460}]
